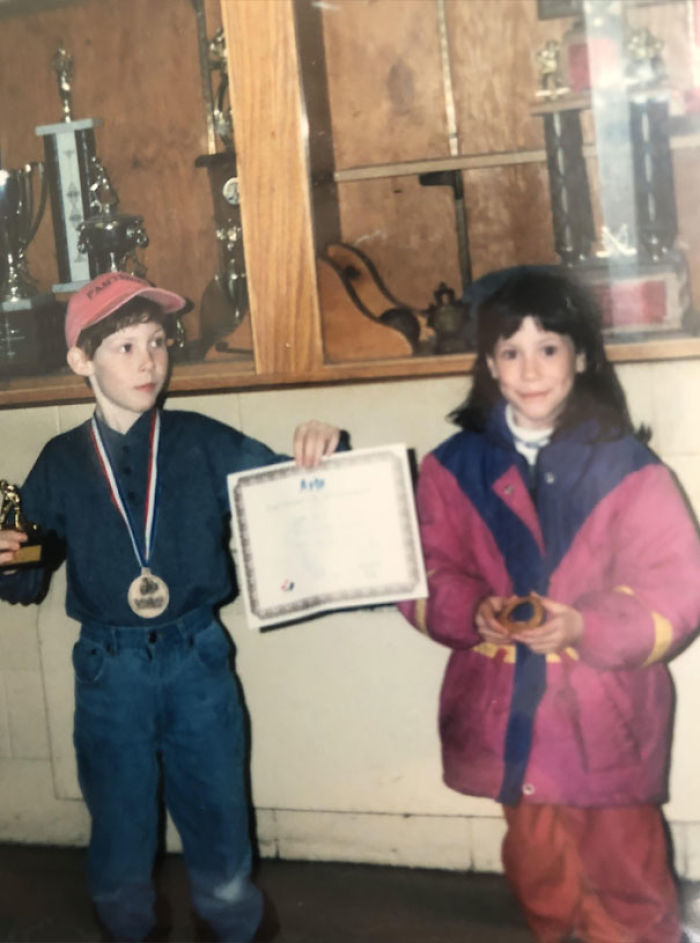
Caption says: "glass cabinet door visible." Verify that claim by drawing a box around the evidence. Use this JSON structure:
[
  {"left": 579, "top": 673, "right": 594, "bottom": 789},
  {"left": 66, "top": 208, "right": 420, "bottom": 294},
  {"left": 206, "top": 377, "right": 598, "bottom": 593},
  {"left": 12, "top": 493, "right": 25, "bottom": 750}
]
[{"left": 293, "top": 0, "right": 700, "bottom": 368}]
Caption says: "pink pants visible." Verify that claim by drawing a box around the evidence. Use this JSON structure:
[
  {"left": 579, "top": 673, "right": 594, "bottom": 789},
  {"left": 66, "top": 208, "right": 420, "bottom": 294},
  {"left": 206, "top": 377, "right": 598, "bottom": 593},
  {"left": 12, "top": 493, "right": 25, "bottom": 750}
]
[{"left": 502, "top": 803, "right": 682, "bottom": 943}]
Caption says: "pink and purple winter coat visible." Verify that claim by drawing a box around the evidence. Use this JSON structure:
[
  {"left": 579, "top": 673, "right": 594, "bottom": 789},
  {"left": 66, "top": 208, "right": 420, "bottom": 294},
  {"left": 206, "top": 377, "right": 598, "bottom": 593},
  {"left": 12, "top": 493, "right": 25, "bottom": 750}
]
[{"left": 398, "top": 404, "right": 700, "bottom": 807}]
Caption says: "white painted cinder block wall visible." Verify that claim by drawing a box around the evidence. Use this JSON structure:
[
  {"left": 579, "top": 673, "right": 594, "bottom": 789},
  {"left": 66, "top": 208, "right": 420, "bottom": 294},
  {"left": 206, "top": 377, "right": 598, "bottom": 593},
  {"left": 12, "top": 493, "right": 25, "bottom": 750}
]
[{"left": 2, "top": 364, "right": 700, "bottom": 876}]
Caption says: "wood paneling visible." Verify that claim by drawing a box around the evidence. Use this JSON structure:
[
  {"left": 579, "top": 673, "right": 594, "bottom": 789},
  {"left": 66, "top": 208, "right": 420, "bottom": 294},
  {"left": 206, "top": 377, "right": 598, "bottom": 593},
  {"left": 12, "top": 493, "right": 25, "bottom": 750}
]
[
  {"left": 320, "top": 0, "right": 447, "bottom": 169},
  {"left": 448, "top": 0, "right": 547, "bottom": 154},
  {"left": 465, "top": 163, "right": 556, "bottom": 277}
]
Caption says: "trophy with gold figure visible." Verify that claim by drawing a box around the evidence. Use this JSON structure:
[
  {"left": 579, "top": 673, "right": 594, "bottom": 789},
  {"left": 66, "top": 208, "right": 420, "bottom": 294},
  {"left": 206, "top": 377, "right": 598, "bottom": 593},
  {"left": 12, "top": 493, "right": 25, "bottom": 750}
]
[{"left": 0, "top": 480, "right": 42, "bottom": 568}]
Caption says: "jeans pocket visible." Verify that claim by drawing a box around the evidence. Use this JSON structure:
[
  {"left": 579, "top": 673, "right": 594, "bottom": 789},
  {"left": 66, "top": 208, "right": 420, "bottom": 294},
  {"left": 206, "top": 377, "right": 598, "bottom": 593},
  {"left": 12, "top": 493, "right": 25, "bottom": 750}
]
[
  {"left": 72, "top": 637, "right": 107, "bottom": 685},
  {"left": 192, "top": 623, "right": 232, "bottom": 672}
]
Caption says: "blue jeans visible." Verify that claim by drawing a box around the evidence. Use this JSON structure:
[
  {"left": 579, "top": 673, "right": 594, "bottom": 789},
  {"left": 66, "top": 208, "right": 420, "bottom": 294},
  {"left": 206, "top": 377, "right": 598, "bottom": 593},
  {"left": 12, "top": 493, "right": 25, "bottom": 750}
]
[{"left": 72, "top": 608, "right": 263, "bottom": 942}]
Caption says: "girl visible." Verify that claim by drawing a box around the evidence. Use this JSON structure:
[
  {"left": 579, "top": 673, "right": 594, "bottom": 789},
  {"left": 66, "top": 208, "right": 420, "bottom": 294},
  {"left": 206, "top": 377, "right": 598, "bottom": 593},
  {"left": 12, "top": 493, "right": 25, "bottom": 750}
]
[{"left": 398, "top": 267, "right": 700, "bottom": 943}]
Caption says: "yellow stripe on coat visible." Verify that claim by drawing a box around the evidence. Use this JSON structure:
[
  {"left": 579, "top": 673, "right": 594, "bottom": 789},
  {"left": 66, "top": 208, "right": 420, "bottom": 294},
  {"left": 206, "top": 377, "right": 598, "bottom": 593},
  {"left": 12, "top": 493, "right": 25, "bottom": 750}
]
[
  {"left": 474, "top": 641, "right": 516, "bottom": 663},
  {"left": 614, "top": 585, "right": 674, "bottom": 666},
  {"left": 414, "top": 597, "right": 429, "bottom": 635},
  {"left": 473, "top": 643, "right": 579, "bottom": 663}
]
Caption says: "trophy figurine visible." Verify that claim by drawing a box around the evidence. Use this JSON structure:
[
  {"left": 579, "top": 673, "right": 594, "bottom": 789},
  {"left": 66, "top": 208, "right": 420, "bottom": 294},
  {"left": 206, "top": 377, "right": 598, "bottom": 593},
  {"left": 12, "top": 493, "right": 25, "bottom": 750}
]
[
  {"left": 0, "top": 161, "right": 47, "bottom": 303},
  {"left": 208, "top": 27, "right": 234, "bottom": 150},
  {"left": 535, "top": 40, "right": 570, "bottom": 100},
  {"left": 52, "top": 45, "right": 74, "bottom": 122},
  {"left": 77, "top": 156, "right": 149, "bottom": 276},
  {"left": 0, "top": 480, "right": 42, "bottom": 568}
]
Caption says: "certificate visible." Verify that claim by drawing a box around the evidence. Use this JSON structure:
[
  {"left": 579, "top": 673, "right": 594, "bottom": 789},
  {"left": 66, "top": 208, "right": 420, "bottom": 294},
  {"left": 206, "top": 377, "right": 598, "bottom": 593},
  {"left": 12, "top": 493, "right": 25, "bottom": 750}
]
[{"left": 228, "top": 444, "right": 427, "bottom": 629}]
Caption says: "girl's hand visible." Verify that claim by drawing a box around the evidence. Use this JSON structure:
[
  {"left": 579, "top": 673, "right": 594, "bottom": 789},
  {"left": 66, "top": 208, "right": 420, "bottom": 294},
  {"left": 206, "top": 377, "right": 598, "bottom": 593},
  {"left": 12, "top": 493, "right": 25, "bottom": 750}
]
[
  {"left": 0, "top": 528, "right": 27, "bottom": 568},
  {"left": 293, "top": 421, "right": 342, "bottom": 468},
  {"left": 510, "top": 594, "right": 583, "bottom": 655},
  {"left": 475, "top": 595, "right": 511, "bottom": 645}
]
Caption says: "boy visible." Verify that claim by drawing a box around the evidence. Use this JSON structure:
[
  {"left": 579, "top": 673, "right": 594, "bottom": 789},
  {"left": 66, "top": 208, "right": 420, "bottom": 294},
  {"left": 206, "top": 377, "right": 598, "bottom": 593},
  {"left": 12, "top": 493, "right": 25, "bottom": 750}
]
[{"left": 0, "top": 271, "right": 344, "bottom": 943}]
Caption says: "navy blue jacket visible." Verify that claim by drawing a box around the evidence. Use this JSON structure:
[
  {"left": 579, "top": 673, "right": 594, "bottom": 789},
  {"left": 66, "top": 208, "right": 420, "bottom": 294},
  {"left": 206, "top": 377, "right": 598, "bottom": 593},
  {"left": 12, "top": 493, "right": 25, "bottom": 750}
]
[{"left": 0, "top": 408, "right": 289, "bottom": 626}]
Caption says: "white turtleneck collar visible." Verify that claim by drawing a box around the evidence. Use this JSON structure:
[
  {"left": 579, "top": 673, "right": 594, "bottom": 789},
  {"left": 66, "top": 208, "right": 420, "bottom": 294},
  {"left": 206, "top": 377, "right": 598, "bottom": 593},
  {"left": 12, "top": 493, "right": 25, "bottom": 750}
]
[{"left": 505, "top": 404, "right": 553, "bottom": 467}]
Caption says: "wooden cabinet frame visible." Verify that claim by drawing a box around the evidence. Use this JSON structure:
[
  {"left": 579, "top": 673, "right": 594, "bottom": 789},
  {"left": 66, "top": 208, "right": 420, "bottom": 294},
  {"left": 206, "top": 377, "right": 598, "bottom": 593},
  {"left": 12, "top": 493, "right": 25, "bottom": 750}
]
[{"left": 1, "top": 0, "right": 699, "bottom": 409}]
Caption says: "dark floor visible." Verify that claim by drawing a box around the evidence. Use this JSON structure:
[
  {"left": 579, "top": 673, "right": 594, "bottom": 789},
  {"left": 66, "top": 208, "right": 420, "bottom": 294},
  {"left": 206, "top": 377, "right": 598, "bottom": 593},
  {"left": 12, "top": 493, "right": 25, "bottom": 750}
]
[
  {"left": 0, "top": 842, "right": 535, "bottom": 943},
  {"left": 2, "top": 843, "right": 700, "bottom": 943}
]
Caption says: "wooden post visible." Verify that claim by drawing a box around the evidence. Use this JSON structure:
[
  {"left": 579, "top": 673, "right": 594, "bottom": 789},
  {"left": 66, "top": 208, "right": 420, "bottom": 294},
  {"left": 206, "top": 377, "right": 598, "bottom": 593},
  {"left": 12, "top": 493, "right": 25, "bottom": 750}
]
[{"left": 221, "top": 0, "right": 325, "bottom": 377}]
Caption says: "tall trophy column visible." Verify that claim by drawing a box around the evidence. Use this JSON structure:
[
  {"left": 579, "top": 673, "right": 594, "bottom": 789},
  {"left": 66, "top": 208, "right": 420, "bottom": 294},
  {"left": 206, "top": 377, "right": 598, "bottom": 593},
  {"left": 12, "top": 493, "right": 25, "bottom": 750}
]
[
  {"left": 35, "top": 47, "right": 102, "bottom": 293},
  {"left": 538, "top": 104, "right": 595, "bottom": 264}
]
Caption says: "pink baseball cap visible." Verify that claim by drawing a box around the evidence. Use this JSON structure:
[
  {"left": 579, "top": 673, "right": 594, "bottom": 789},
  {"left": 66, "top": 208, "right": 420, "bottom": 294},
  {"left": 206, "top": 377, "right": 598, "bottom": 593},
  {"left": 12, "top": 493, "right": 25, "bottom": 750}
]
[{"left": 65, "top": 272, "right": 186, "bottom": 348}]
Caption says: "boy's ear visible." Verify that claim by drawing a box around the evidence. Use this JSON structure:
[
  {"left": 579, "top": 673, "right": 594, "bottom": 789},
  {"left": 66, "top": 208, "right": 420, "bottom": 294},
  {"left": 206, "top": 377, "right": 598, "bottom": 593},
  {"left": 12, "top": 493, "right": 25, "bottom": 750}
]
[
  {"left": 486, "top": 355, "right": 497, "bottom": 380},
  {"left": 575, "top": 351, "right": 586, "bottom": 373},
  {"left": 66, "top": 346, "right": 94, "bottom": 377}
]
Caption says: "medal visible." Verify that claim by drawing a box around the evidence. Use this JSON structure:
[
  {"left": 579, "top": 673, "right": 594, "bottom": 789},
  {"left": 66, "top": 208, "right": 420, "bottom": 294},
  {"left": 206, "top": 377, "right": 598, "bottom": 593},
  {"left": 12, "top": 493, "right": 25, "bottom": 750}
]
[
  {"left": 127, "top": 568, "right": 170, "bottom": 617},
  {"left": 91, "top": 411, "right": 170, "bottom": 619}
]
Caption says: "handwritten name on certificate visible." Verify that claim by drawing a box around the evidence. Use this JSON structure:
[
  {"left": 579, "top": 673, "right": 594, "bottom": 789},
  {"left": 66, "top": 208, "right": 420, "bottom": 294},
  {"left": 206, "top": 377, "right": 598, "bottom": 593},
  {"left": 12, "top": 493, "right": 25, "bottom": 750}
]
[{"left": 227, "top": 445, "right": 427, "bottom": 630}]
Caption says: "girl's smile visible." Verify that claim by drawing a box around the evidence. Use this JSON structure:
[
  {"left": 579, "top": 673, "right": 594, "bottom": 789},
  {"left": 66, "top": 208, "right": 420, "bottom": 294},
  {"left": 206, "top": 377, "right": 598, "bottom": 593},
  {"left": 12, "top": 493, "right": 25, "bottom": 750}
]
[{"left": 486, "top": 316, "right": 585, "bottom": 431}]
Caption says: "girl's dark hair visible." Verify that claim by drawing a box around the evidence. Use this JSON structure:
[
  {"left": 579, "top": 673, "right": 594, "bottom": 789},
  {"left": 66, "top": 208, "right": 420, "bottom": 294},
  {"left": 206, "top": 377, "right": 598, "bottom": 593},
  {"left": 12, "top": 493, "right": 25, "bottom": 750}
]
[
  {"left": 77, "top": 297, "right": 171, "bottom": 358},
  {"left": 450, "top": 267, "right": 647, "bottom": 441}
]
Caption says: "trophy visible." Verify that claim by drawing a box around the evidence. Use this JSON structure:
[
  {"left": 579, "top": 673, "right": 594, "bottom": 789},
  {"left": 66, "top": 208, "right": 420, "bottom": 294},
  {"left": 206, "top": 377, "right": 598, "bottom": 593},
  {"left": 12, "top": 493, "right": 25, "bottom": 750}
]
[
  {"left": 0, "top": 480, "right": 42, "bottom": 569},
  {"left": 0, "top": 160, "right": 65, "bottom": 377},
  {"left": 192, "top": 0, "right": 250, "bottom": 359},
  {"left": 77, "top": 156, "right": 149, "bottom": 276},
  {"left": 0, "top": 161, "right": 47, "bottom": 302},
  {"left": 35, "top": 46, "right": 102, "bottom": 292},
  {"left": 532, "top": 1, "right": 695, "bottom": 336}
]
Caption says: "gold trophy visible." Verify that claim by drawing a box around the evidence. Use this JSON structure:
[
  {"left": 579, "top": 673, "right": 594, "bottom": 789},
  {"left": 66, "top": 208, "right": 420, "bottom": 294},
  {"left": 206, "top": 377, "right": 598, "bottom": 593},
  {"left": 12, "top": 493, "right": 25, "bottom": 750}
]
[{"left": 0, "top": 480, "right": 42, "bottom": 567}]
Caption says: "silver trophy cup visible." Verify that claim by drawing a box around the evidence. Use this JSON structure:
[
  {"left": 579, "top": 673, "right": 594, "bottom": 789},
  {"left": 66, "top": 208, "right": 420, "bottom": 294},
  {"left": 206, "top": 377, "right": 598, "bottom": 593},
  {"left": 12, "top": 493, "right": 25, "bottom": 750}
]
[{"left": 0, "top": 162, "right": 47, "bottom": 303}]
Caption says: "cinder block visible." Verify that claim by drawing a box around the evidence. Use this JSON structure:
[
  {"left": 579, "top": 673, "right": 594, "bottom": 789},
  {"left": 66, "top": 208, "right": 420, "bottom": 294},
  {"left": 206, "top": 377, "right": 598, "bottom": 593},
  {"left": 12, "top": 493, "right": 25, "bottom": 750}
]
[
  {"left": 683, "top": 823, "right": 700, "bottom": 880},
  {"left": 615, "top": 363, "right": 656, "bottom": 447},
  {"left": 650, "top": 361, "right": 700, "bottom": 457},
  {"left": 5, "top": 670, "right": 50, "bottom": 759},
  {"left": 0, "top": 758, "right": 89, "bottom": 844},
  {"left": 0, "top": 675, "right": 11, "bottom": 759},
  {"left": 0, "top": 605, "right": 41, "bottom": 671},
  {"left": 259, "top": 809, "right": 498, "bottom": 871},
  {"left": 669, "top": 820, "right": 687, "bottom": 877},
  {"left": 470, "top": 815, "right": 506, "bottom": 873}
]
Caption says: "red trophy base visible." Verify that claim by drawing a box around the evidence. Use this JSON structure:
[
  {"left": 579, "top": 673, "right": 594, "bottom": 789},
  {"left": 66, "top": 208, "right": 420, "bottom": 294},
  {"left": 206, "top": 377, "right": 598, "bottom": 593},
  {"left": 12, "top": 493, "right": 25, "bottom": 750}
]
[{"left": 574, "top": 252, "right": 694, "bottom": 338}]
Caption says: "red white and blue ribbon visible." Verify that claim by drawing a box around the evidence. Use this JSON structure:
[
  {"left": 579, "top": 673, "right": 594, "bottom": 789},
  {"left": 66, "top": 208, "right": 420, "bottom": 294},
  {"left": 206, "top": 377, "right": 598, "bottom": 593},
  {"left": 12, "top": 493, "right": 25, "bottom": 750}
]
[{"left": 90, "top": 410, "right": 161, "bottom": 571}]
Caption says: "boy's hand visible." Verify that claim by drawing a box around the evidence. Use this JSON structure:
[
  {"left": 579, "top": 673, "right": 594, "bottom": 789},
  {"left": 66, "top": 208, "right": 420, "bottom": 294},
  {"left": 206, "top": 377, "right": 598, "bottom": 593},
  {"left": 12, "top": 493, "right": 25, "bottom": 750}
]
[
  {"left": 475, "top": 595, "right": 511, "bottom": 645},
  {"left": 0, "top": 529, "right": 27, "bottom": 568},
  {"left": 510, "top": 594, "right": 583, "bottom": 655},
  {"left": 293, "top": 421, "right": 341, "bottom": 468}
]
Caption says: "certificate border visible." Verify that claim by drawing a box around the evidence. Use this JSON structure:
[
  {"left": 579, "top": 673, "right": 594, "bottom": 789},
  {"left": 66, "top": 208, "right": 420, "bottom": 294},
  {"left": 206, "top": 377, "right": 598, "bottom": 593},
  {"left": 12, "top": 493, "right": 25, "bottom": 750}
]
[{"left": 232, "top": 448, "right": 424, "bottom": 623}]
